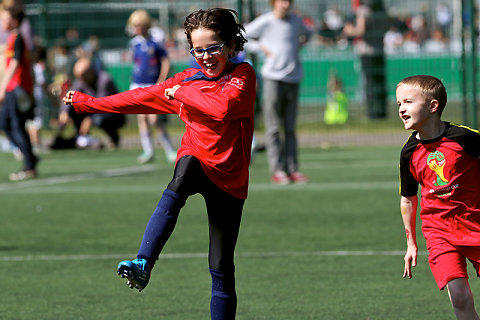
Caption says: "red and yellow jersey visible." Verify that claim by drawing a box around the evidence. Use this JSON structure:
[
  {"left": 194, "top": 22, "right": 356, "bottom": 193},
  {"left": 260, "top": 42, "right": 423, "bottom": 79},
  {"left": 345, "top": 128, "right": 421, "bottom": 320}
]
[
  {"left": 400, "top": 122, "right": 480, "bottom": 247},
  {"left": 72, "top": 62, "right": 256, "bottom": 199},
  {"left": 5, "top": 32, "right": 33, "bottom": 93}
]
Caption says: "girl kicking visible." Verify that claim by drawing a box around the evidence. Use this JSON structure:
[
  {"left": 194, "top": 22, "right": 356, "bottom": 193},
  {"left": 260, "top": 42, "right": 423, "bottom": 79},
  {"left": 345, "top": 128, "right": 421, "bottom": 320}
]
[{"left": 63, "top": 8, "right": 255, "bottom": 320}]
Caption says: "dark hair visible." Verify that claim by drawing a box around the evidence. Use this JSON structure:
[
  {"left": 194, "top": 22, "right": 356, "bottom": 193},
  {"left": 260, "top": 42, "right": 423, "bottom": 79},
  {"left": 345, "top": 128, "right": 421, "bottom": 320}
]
[
  {"left": 4, "top": 4, "right": 24, "bottom": 25},
  {"left": 184, "top": 8, "right": 247, "bottom": 53},
  {"left": 397, "top": 75, "right": 448, "bottom": 115},
  {"left": 32, "top": 45, "right": 47, "bottom": 63}
]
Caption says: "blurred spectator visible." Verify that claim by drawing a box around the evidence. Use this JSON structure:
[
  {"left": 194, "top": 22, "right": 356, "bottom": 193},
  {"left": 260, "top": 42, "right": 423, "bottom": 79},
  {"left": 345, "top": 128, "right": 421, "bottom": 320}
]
[
  {"left": 65, "top": 27, "right": 80, "bottom": 49},
  {"left": 317, "top": 7, "right": 345, "bottom": 46},
  {"left": 126, "top": 9, "right": 176, "bottom": 164},
  {"left": 48, "top": 38, "right": 73, "bottom": 117},
  {"left": 436, "top": 3, "right": 452, "bottom": 36},
  {"left": 244, "top": 0, "right": 312, "bottom": 185},
  {"left": 401, "top": 30, "right": 421, "bottom": 53},
  {"left": 54, "top": 57, "right": 125, "bottom": 149},
  {"left": 384, "top": 24, "right": 403, "bottom": 54},
  {"left": 28, "top": 45, "right": 50, "bottom": 154},
  {"left": 408, "top": 13, "right": 429, "bottom": 45},
  {"left": 343, "top": 0, "right": 389, "bottom": 119},
  {"left": 324, "top": 71, "right": 348, "bottom": 125},
  {"left": 324, "top": 6, "right": 344, "bottom": 33},
  {"left": 423, "top": 27, "right": 449, "bottom": 53},
  {"left": 392, "top": 15, "right": 409, "bottom": 34},
  {"left": 76, "top": 35, "right": 104, "bottom": 72},
  {"left": 0, "top": 4, "right": 38, "bottom": 180}
]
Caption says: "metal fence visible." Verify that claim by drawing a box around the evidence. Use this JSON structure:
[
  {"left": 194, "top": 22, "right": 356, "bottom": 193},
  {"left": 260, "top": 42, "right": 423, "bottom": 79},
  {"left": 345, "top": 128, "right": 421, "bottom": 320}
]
[{"left": 20, "top": 0, "right": 480, "bottom": 147}]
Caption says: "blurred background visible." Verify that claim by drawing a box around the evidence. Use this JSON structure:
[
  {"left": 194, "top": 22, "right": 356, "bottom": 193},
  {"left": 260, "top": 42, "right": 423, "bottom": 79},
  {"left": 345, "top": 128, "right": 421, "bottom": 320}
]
[{"left": 3, "top": 0, "right": 479, "bottom": 151}]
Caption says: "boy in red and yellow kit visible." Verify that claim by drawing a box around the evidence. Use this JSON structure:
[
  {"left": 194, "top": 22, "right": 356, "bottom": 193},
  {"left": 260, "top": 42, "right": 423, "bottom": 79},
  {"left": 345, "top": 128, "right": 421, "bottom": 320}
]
[
  {"left": 0, "top": 5, "right": 37, "bottom": 180},
  {"left": 398, "top": 75, "right": 480, "bottom": 320},
  {"left": 64, "top": 8, "right": 255, "bottom": 320}
]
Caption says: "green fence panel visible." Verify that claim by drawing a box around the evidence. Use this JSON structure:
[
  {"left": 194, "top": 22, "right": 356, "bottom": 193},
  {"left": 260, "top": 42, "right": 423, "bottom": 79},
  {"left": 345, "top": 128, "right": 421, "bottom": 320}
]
[{"left": 107, "top": 55, "right": 466, "bottom": 105}]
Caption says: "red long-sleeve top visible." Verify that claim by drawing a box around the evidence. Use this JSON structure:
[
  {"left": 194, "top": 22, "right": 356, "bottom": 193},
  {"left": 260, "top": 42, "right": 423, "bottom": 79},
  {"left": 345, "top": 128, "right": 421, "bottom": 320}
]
[{"left": 72, "top": 62, "right": 256, "bottom": 199}]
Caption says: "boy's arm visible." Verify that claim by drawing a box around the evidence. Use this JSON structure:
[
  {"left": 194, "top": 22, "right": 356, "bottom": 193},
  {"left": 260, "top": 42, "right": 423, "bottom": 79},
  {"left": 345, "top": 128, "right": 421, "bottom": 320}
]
[
  {"left": 400, "top": 195, "right": 418, "bottom": 279},
  {"left": 0, "top": 58, "right": 18, "bottom": 102}
]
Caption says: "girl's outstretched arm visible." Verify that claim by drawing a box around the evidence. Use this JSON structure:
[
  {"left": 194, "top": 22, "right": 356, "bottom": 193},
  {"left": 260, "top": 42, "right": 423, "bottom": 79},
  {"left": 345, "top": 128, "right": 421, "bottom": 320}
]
[{"left": 63, "top": 77, "right": 182, "bottom": 115}]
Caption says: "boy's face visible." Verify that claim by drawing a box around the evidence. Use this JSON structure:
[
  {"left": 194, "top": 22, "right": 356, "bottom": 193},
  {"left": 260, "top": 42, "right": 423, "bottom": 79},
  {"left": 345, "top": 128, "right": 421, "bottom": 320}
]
[
  {"left": 1, "top": 10, "right": 16, "bottom": 32},
  {"left": 396, "top": 84, "right": 437, "bottom": 131},
  {"left": 190, "top": 27, "right": 234, "bottom": 78}
]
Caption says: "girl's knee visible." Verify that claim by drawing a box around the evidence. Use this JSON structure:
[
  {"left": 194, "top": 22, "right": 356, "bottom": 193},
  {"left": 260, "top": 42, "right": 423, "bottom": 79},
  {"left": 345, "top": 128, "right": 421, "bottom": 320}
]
[
  {"left": 159, "top": 189, "right": 187, "bottom": 213},
  {"left": 208, "top": 254, "right": 235, "bottom": 273}
]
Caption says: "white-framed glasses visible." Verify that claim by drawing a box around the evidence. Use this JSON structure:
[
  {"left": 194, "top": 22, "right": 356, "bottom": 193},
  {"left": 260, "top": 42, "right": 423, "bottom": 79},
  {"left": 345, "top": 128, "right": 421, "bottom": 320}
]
[{"left": 190, "top": 43, "right": 225, "bottom": 59}]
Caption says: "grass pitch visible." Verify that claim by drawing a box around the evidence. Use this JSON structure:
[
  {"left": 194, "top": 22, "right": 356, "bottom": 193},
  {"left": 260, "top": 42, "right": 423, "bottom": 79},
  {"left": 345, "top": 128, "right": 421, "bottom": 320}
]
[{"left": 1, "top": 145, "right": 478, "bottom": 319}]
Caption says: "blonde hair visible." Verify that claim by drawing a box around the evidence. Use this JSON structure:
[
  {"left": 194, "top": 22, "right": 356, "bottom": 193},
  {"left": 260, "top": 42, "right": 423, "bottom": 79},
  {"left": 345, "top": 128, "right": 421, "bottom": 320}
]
[
  {"left": 397, "top": 75, "right": 447, "bottom": 115},
  {"left": 2, "top": 0, "right": 23, "bottom": 9},
  {"left": 128, "top": 9, "right": 151, "bottom": 28}
]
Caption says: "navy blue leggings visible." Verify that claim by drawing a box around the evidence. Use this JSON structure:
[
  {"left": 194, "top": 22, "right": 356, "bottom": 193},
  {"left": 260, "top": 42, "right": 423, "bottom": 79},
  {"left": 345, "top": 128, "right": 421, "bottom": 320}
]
[
  {"left": 138, "top": 155, "right": 244, "bottom": 272},
  {"left": 137, "top": 155, "right": 243, "bottom": 319}
]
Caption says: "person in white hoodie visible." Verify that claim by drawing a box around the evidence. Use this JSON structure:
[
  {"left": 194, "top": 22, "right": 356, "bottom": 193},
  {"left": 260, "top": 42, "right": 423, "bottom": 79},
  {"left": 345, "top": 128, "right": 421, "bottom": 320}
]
[{"left": 244, "top": 0, "right": 312, "bottom": 185}]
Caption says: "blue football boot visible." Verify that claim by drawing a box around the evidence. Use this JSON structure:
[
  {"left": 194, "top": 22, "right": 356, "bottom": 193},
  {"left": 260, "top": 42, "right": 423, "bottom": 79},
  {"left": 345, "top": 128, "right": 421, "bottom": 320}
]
[{"left": 117, "top": 258, "right": 151, "bottom": 292}]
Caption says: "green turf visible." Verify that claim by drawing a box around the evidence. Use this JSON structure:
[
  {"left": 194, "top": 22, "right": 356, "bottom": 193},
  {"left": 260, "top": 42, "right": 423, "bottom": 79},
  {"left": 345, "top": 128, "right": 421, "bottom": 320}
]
[{"left": 0, "top": 146, "right": 478, "bottom": 319}]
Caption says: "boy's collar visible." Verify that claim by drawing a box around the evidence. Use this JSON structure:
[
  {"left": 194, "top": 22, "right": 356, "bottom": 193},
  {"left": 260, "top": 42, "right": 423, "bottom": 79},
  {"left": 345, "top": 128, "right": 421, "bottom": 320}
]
[{"left": 415, "top": 121, "right": 447, "bottom": 141}]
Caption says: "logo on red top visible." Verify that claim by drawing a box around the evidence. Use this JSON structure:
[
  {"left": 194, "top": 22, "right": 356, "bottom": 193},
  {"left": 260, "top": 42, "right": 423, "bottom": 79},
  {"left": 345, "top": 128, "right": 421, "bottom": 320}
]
[
  {"left": 228, "top": 77, "right": 245, "bottom": 89},
  {"left": 427, "top": 150, "right": 449, "bottom": 186},
  {"left": 427, "top": 150, "right": 454, "bottom": 197}
]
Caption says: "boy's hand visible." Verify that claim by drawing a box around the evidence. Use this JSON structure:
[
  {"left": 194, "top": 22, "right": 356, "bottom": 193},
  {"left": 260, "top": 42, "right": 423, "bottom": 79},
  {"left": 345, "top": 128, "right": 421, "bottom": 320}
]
[
  {"left": 403, "top": 245, "right": 418, "bottom": 279},
  {"left": 164, "top": 85, "right": 181, "bottom": 100},
  {"left": 62, "top": 91, "right": 75, "bottom": 105}
]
